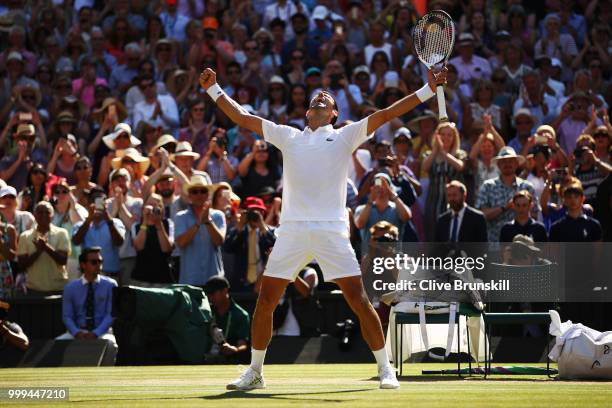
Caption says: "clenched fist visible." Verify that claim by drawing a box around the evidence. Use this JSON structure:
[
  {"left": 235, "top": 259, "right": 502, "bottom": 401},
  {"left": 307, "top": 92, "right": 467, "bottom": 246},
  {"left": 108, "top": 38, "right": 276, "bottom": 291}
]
[{"left": 199, "top": 68, "right": 217, "bottom": 90}]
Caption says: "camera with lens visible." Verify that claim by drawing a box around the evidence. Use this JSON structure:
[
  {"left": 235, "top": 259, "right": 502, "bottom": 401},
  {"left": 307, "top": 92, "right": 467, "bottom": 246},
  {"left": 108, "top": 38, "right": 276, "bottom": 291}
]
[
  {"left": 152, "top": 207, "right": 162, "bottom": 217},
  {"left": 204, "top": 30, "right": 216, "bottom": 40},
  {"left": 246, "top": 209, "right": 259, "bottom": 222}
]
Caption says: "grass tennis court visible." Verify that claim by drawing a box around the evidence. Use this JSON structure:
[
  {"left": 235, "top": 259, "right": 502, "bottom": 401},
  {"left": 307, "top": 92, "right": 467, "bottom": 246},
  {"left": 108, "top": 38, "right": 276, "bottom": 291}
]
[{"left": 1, "top": 363, "right": 610, "bottom": 407}]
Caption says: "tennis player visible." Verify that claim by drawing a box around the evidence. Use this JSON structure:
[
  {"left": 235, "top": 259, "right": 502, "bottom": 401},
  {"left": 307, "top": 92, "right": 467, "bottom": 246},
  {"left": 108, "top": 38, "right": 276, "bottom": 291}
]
[{"left": 199, "top": 66, "right": 447, "bottom": 390}]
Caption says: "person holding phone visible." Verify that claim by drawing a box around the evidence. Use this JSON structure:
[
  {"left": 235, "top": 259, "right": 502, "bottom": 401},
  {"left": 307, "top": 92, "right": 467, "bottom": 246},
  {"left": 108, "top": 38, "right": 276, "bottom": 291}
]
[
  {"left": 0, "top": 122, "right": 48, "bottom": 192},
  {"left": 197, "top": 128, "right": 238, "bottom": 184},
  {"left": 131, "top": 194, "right": 174, "bottom": 286},
  {"left": 72, "top": 187, "right": 126, "bottom": 279}
]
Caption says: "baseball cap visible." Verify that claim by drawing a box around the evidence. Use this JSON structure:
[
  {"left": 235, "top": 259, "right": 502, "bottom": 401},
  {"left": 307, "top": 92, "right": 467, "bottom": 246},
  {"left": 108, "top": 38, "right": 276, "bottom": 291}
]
[
  {"left": 458, "top": 32, "right": 474, "bottom": 45},
  {"left": 202, "top": 17, "right": 219, "bottom": 30},
  {"left": 393, "top": 127, "right": 412, "bottom": 141},
  {"left": 0, "top": 186, "right": 17, "bottom": 198},
  {"left": 354, "top": 65, "right": 370, "bottom": 77},
  {"left": 312, "top": 5, "right": 328, "bottom": 20},
  {"left": 6, "top": 51, "right": 23, "bottom": 63},
  {"left": 245, "top": 196, "right": 267, "bottom": 212},
  {"left": 305, "top": 67, "right": 321, "bottom": 77}
]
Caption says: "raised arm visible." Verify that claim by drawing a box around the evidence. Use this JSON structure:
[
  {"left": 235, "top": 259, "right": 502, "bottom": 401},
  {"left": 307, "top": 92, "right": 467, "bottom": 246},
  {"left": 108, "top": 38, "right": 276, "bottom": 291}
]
[
  {"left": 366, "top": 68, "right": 447, "bottom": 135},
  {"left": 199, "top": 69, "right": 263, "bottom": 135}
]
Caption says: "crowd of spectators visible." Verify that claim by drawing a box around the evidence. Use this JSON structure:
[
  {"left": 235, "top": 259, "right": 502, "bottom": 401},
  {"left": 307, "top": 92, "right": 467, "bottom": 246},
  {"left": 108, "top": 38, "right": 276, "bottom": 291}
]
[{"left": 0, "top": 0, "right": 611, "bottom": 344}]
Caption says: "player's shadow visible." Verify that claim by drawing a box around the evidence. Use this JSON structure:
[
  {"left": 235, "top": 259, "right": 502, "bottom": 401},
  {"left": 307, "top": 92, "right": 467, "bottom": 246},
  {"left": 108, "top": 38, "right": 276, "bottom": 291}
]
[{"left": 203, "top": 388, "right": 372, "bottom": 402}]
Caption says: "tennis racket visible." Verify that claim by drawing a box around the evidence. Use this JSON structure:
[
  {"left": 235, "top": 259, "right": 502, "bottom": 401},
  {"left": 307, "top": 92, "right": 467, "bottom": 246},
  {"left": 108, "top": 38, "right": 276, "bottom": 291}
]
[{"left": 412, "top": 10, "right": 456, "bottom": 122}]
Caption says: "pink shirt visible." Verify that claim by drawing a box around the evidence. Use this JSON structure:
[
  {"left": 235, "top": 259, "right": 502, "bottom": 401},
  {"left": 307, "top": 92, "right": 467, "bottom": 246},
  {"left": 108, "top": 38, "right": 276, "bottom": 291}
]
[{"left": 72, "top": 77, "right": 107, "bottom": 109}]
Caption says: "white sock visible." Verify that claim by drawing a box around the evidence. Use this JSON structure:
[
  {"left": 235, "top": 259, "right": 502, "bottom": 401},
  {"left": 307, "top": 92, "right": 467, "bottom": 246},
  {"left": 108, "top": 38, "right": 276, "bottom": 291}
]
[
  {"left": 372, "top": 347, "right": 391, "bottom": 369},
  {"left": 250, "top": 348, "right": 267, "bottom": 374}
]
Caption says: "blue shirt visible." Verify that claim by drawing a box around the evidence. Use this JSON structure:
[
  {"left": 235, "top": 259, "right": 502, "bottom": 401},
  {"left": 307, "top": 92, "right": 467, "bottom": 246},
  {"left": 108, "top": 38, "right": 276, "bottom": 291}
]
[
  {"left": 354, "top": 201, "right": 403, "bottom": 243},
  {"left": 72, "top": 219, "right": 126, "bottom": 274},
  {"left": 174, "top": 207, "right": 226, "bottom": 285},
  {"left": 109, "top": 65, "right": 138, "bottom": 91},
  {"left": 62, "top": 275, "right": 117, "bottom": 337}
]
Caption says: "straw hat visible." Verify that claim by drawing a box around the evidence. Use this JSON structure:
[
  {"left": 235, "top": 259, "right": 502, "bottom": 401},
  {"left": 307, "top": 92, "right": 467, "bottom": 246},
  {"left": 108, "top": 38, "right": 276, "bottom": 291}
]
[
  {"left": 170, "top": 141, "right": 200, "bottom": 161},
  {"left": 149, "top": 133, "right": 178, "bottom": 155},
  {"left": 492, "top": 146, "right": 526, "bottom": 166},
  {"left": 13, "top": 83, "right": 42, "bottom": 107},
  {"left": 92, "top": 98, "right": 128, "bottom": 124},
  {"left": 183, "top": 174, "right": 215, "bottom": 195},
  {"left": 165, "top": 69, "right": 188, "bottom": 96},
  {"left": 111, "top": 147, "right": 150, "bottom": 174},
  {"left": 407, "top": 110, "right": 438, "bottom": 133}
]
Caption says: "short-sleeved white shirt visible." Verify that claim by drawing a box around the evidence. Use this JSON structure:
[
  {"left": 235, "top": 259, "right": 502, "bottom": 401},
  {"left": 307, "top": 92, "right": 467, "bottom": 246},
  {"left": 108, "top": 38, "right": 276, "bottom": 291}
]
[{"left": 262, "top": 118, "right": 371, "bottom": 223}]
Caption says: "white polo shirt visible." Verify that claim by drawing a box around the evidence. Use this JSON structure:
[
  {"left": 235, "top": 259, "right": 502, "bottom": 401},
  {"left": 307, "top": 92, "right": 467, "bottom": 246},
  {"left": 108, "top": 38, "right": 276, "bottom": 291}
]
[{"left": 262, "top": 118, "right": 372, "bottom": 223}]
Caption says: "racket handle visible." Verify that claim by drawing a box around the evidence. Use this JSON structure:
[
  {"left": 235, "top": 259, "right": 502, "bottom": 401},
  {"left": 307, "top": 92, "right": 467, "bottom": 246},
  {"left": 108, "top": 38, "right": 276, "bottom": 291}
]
[{"left": 436, "top": 85, "right": 448, "bottom": 122}]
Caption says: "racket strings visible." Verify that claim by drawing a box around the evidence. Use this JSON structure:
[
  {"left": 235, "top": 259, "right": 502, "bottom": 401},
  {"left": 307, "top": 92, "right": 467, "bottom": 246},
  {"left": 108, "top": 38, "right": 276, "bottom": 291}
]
[{"left": 413, "top": 12, "right": 455, "bottom": 66}]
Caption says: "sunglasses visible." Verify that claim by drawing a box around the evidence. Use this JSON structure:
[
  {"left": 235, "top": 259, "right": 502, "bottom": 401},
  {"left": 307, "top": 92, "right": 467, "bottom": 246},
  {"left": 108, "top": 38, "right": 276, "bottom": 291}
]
[
  {"left": 245, "top": 47, "right": 258, "bottom": 51},
  {"left": 122, "top": 158, "right": 137, "bottom": 164},
  {"left": 141, "top": 82, "right": 155, "bottom": 89},
  {"left": 192, "top": 107, "right": 205, "bottom": 112},
  {"left": 291, "top": 55, "right": 304, "bottom": 60},
  {"left": 54, "top": 189, "right": 70, "bottom": 195},
  {"left": 189, "top": 188, "right": 208, "bottom": 195},
  {"left": 255, "top": 146, "right": 268, "bottom": 152},
  {"left": 157, "top": 46, "right": 171, "bottom": 51},
  {"left": 32, "top": 170, "right": 46, "bottom": 176},
  {"left": 516, "top": 120, "right": 532, "bottom": 125},
  {"left": 75, "top": 165, "right": 90, "bottom": 170},
  {"left": 87, "top": 259, "right": 103, "bottom": 265}
]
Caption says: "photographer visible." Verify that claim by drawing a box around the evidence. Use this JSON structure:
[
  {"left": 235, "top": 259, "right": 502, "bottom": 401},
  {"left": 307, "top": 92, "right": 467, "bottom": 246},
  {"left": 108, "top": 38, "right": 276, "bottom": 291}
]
[
  {"left": 0, "top": 300, "right": 29, "bottom": 356},
  {"left": 204, "top": 276, "right": 249, "bottom": 363},
  {"left": 569, "top": 134, "right": 611, "bottom": 206},
  {"left": 131, "top": 194, "right": 175, "bottom": 286},
  {"left": 196, "top": 128, "right": 238, "bottom": 184},
  {"left": 72, "top": 186, "right": 126, "bottom": 279},
  {"left": 355, "top": 173, "right": 411, "bottom": 250},
  {"left": 223, "top": 197, "right": 276, "bottom": 292},
  {"left": 315, "top": 59, "right": 362, "bottom": 122}
]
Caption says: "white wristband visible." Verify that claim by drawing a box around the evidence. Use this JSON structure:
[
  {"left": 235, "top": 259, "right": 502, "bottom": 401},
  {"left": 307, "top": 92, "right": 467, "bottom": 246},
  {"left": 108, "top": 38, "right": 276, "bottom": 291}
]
[
  {"left": 415, "top": 84, "right": 435, "bottom": 102},
  {"left": 206, "top": 84, "right": 225, "bottom": 102}
]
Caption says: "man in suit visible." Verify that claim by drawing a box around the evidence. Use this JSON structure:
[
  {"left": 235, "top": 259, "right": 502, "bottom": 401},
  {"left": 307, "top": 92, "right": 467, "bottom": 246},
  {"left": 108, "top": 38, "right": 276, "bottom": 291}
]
[
  {"left": 223, "top": 197, "right": 276, "bottom": 291},
  {"left": 435, "top": 181, "right": 488, "bottom": 242}
]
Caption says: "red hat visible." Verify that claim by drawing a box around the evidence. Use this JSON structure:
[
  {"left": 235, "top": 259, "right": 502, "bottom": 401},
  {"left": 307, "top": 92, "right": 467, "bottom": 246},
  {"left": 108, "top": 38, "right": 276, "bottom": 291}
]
[
  {"left": 245, "top": 196, "right": 267, "bottom": 213},
  {"left": 202, "top": 17, "right": 219, "bottom": 31}
]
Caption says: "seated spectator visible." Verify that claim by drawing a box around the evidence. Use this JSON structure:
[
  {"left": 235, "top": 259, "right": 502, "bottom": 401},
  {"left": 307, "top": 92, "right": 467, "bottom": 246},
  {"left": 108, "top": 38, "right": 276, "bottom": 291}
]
[
  {"left": 500, "top": 190, "right": 547, "bottom": 242},
  {"left": 435, "top": 180, "right": 487, "bottom": 242},
  {"left": 224, "top": 197, "right": 276, "bottom": 291},
  {"left": 570, "top": 134, "right": 612, "bottom": 206},
  {"left": 449, "top": 33, "right": 492, "bottom": 87},
  {"left": 51, "top": 179, "right": 88, "bottom": 281},
  {"left": 204, "top": 276, "right": 249, "bottom": 363},
  {"left": 17, "top": 202, "right": 70, "bottom": 294},
  {"left": 0, "top": 123, "right": 48, "bottom": 192},
  {"left": 0, "top": 186, "right": 34, "bottom": 239},
  {"left": 476, "top": 146, "right": 537, "bottom": 242},
  {"left": 17, "top": 163, "right": 49, "bottom": 213},
  {"left": 57, "top": 247, "right": 118, "bottom": 352},
  {"left": 72, "top": 186, "right": 126, "bottom": 279},
  {"left": 354, "top": 173, "right": 411, "bottom": 245},
  {"left": 237, "top": 140, "right": 281, "bottom": 199},
  {"left": 507, "top": 109, "right": 536, "bottom": 156},
  {"left": 70, "top": 157, "right": 97, "bottom": 208},
  {"left": 131, "top": 194, "right": 175, "bottom": 287},
  {"left": 550, "top": 183, "right": 602, "bottom": 242},
  {"left": 175, "top": 175, "right": 226, "bottom": 286}
]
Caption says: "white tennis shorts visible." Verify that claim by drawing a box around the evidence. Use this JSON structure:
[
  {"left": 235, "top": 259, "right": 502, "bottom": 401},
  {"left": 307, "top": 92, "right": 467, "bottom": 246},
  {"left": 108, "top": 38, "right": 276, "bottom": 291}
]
[{"left": 264, "top": 221, "right": 361, "bottom": 282}]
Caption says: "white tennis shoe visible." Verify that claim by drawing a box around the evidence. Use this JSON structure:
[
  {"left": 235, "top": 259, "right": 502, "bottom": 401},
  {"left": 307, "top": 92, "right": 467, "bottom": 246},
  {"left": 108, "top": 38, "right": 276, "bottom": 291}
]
[
  {"left": 226, "top": 367, "right": 266, "bottom": 391},
  {"left": 379, "top": 364, "right": 400, "bottom": 389}
]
